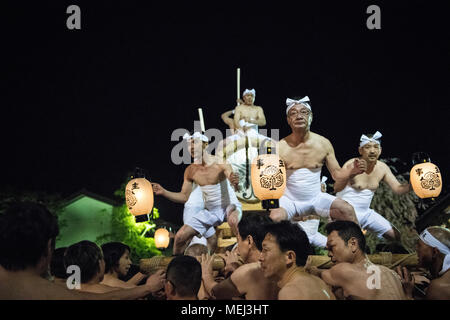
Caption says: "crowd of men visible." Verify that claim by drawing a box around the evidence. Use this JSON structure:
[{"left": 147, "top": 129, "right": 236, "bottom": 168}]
[
  {"left": 1, "top": 91, "right": 448, "bottom": 300},
  {"left": 0, "top": 202, "right": 449, "bottom": 300}
]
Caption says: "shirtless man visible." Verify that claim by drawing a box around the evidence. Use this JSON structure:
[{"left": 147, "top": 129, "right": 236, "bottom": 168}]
[
  {"left": 397, "top": 226, "right": 450, "bottom": 300},
  {"left": 0, "top": 201, "right": 166, "bottom": 300},
  {"left": 309, "top": 220, "right": 406, "bottom": 300},
  {"left": 152, "top": 132, "right": 242, "bottom": 255},
  {"left": 270, "top": 96, "right": 366, "bottom": 228},
  {"left": 221, "top": 109, "right": 236, "bottom": 134},
  {"left": 165, "top": 256, "right": 202, "bottom": 300},
  {"left": 259, "top": 220, "right": 335, "bottom": 300},
  {"left": 334, "top": 131, "right": 411, "bottom": 241},
  {"left": 233, "top": 89, "right": 266, "bottom": 130},
  {"left": 64, "top": 240, "right": 119, "bottom": 293},
  {"left": 200, "top": 212, "right": 278, "bottom": 300}
]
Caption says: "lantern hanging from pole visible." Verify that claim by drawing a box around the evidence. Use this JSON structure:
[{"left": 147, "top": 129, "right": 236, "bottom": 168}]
[
  {"left": 251, "top": 146, "right": 286, "bottom": 209},
  {"left": 410, "top": 154, "right": 442, "bottom": 199},
  {"left": 125, "top": 170, "right": 154, "bottom": 220},
  {"left": 154, "top": 228, "right": 170, "bottom": 249}
]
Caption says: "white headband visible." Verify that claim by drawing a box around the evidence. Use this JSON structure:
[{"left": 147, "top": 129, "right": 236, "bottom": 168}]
[
  {"left": 243, "top": 89, "right": 256, "bottom": 97},
  {"left": 183, "top": 132, "right": 208, "bottom": 142},
  {"left": 286, "top": 96, "right": 311, "bottom": 115},
  {"left": 359, "top": 131, "right": 382, "bottom": 147},
  {"left": 419, "top": 229, "right": 450, "bottom": 275}
]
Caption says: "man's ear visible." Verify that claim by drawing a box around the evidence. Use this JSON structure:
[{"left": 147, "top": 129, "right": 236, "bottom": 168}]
[
  {"left": 349, "top": 237, "right": 358, "bottom": 253},
  {"left": 285, "top": 250, "right": 296, "bottom": 267},
  {"left": 165, "top": 280, "right": 175, "bottom": 296},
  {"left": 247, "top": 235, "right": 254, "bottom": 247},
  {"left": 358, "top": 147, "right": 363, "bottom": 156}
]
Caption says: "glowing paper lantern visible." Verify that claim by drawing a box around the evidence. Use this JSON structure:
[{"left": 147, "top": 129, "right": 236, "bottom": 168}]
[
  {"left": 410, "top": 161, "right": 442, "bottom": 199},
  {"left": 251, "top": 148, "right": 286, "bottom": 209},
  {"left": 154, "top": 228, "right": 170, "bottom": 249},
  {"left": 125, "top": 177, "right": 154, "bottom": 216}
]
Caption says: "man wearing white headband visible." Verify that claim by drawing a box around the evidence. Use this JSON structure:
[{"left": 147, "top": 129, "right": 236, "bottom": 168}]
[
  {"left": 334, "top": 131, "right": 411, "bottom": 242},
  {"left": 217, "top": 89, "right": 272, "bottom": 211},
  {"left": 397, "top": 226, "right": 450, "bottom": 300},
  {"left": 233, "top": 88, "right": 266, "bottom": 130},
  {"left": 271, "top": 96, "right": 366, "bottom": 247},
  {"left": 152, "top": 133, "right": 242, "bottom": 255}
]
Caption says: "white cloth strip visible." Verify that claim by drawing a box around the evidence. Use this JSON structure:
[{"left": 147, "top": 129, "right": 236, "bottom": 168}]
[{"left": 419, "top": 229, "right": 450, "bottom": 275}]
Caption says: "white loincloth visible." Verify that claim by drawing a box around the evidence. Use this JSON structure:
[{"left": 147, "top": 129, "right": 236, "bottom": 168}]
[{"left": 336, "top": 185, "right": 393, "bottom": 238}]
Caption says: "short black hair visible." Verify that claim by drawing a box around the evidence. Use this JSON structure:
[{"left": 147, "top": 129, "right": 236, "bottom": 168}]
[
  {"left": 238, "top": 211, "right": 273, "bottom": 251},
  {"left": 64, "top": 241, "right": 104, "bottom": 283},
  {"left": 325, "top": 221, "right": 366, "bottom": 252},
  {"left": 166, "top": 255, "right": 201, "bottom": 298},
  {"left": 51, "top": 247, "right": 68, "bottom": 279},
  {"left": 101, "top": 242, "right": 130, "bottom": 273},
  {"left": 264, "top": 221, "right": 313, "bottom": 266},
  {"left": 0, "top": 201, "right": 59, "bottom": 271}
]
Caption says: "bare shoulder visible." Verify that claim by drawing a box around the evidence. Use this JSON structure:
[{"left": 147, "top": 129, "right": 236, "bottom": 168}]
[
  {"left": 343, "top": 157, "right": 357, "bottom": 168},
  {"left": 376, "top": 160, "right": 390, "bottom": 170},
  {"left": 278, "top": 283, "right": 302, "bottom": 300},
  {"left": 184, "top": 164, "right": 195, "bottom": 178},
  {"left": 312, "top": 132, "right": 333, "bottom": 149},
  {"left": 427, "top": 275, "right": 450, "bottom": 300},
  {"left": 330, "top": 262, "right": 354, "bottom": 277},
  {"left": 231, "top": 262, "right": 259, "bottom": 280}
]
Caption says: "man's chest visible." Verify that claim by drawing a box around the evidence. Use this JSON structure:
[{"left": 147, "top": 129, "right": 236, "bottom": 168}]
[
  {"left": 190, "top": 165, "right": 224, "bottom": 184},
  {"left": 279, "top": 142, "right": 327, "bottom": 168},
  {"left": 350, "top": 167, "right": 384, "bottom": 190}
]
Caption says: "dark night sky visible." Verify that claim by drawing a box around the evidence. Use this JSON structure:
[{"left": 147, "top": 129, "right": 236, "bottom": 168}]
[{"left": 2, "top": 1, "right": 449, "bottom": 226}]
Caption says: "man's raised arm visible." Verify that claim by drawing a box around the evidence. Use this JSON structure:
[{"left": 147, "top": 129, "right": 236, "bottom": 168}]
[
  {"left": 382, "top": 162, "right": 411, "bottom": 195},
  {"left": 152, "top": 167, "right": 193, "bottom": 203},
  {"left": 325, "top": 140, "right": 366, "bottom": 183}
]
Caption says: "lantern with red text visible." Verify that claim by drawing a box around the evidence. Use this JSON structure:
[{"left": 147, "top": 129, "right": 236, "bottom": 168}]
[
  {"left": 251, "top": 148, "right": 286, "bottom": 209},
  {"left": 154, "top": 228, "right": 170, "bottom": 249},
  {"left": 410, "top": 162, "right": 442, "bottom": 199},
  {"left": 125, "top": 177, "right": 154, "bottom": 221}
]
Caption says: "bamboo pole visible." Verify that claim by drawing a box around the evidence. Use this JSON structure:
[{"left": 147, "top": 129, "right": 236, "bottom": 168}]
[
  {"left": 306, "top": 253, "right": 419, "bottom": 269},
  {"left": 198, "top": 108, "right": 205, "bottom": 133},
  {"left": 237, "top": 68, "right": 240, "bottom": 103},
  {"left": 140, "top": 255, "right": 225, "bottom": 274}
]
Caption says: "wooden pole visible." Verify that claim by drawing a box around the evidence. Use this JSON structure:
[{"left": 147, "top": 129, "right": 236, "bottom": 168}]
[
  {"left": 198, "top": 108, "right": 205, "bottom": 133},
  {"left": 237, "top": 68, "right": 240, "bottom": 103},
  {"left": 140, "top": 255, "right": 225, "bottom": 274},
  {"left": 306, "top": 253, "right": 419, "bottom": 269}
]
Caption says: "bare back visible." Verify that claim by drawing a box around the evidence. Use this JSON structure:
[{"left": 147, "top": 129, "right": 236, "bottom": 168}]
[
  {"left": 279, "top": 269, "right": 335, "bottom": 300},
  {"left": 101, "top": 275, "right": 136, "bottom": 289},
  {"left": 426, "top": 271, "right": 450, "bottom": 300},
  {"left": 231, "top": 262, "right": 279, "bottom": 300},
  {"left": 79, "top": 283, "right": 121, "bottom": 294},
  {"left": 330, "top": 263, "right": 406, "bottom": 300}
]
